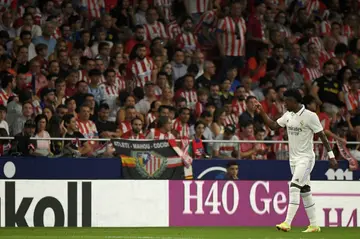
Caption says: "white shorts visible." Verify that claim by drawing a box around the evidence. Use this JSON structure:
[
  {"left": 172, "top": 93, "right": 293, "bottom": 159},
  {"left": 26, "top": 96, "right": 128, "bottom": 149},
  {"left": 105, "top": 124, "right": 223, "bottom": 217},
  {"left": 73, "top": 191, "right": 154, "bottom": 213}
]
[{"left": 289, "top": 158, "right": 315, "bottom": 187}]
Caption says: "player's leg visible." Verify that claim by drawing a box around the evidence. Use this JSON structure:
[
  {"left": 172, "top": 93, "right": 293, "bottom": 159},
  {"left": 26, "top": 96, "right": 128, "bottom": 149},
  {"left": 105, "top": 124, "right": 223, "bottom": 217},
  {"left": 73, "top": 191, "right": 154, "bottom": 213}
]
[
  {"left": 301, "top": 160, "right": 321, "bottom": 232},
  {"left": 276, "top": 163, "right": 298, "bottom": 232},
  {"left": 284, "top": 161, "right": 312, "bottom": 227}
]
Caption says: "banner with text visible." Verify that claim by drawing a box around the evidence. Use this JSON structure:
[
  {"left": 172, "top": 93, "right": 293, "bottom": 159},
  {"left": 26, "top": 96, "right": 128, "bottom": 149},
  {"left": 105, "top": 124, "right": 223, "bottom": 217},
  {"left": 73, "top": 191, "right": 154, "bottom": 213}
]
[
  {"left": 168, "top": 181, "right": 360, "bottom": 227},
  {"left": 112, "top": 139, "right": 185, "bottom": 179}
]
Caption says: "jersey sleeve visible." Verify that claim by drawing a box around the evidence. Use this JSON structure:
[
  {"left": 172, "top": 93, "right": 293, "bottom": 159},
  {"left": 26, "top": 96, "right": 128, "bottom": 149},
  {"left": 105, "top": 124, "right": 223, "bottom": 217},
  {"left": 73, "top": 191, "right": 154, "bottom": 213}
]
[
  {"left": 308, "top": 112, "right": 323, "bottom": 133},
  {"left": 276, "top": 112, "right": 288, "bottom": 128}
]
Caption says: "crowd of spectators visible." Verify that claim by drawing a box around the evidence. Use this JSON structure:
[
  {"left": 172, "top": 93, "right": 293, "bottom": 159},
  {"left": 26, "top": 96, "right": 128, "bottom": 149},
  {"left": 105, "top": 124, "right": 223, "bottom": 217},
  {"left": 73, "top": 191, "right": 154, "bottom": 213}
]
[{"left": 0, "top": 0, "right": 359, "bottom": 160}]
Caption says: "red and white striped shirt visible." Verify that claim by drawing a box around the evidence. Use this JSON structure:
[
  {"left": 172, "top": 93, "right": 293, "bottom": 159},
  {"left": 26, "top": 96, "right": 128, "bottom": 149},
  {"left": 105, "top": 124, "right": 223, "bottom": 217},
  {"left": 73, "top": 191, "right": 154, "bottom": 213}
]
[
  {"left": 121, "top": 131, "right": 145, "bottom": 139},
  {"left": 146, "top": 128, "right": 175, "bottom": 139},
  {"left": 320, "top": 21, "right": 331, "bottom": 37},
  {"left": 345, "top": 90, "right": 360, "bottom": 111},
  {"left": 154, "top": 0, "right": 173, "bottom": 22},
  {"left": 176, "top": 32, "right": 199, "bottom": 51},
  {"left": 301, "top": 67, "right": 323, "bottom": 82},
  {"left": 224, "top": 114, "right": 239, "bottom": 127},
  {"left": 144, "top": 21, "right": 168, "bottom": 41},
  {"left": 0, "top": 89, "right": 15, "bottom": 106},
  {"left": 167, "top": 21, "right": 181, "bottom": 39},
  {"left": 76, "top": 119, "right": 98, "bottom": 139},
  {"left": 172, "top": 118, "right": 190, "bottom": 139},
  {"left": 78, "top": 70, "right": 89, "bottom": 83},
  {"left": 232, "top": 99, "right": 246, "bottom": 117},
  {"left": 304, "top": 0, "right": 326, "bottom": 16},
  {"left": 175, "top": 89, "right": 198, "bottom": 109},
  {"left": 186, "top": 0, "right": 209, "bottom": 14},
  {"left": 99, "top": 83, "right": 118, "bottom": 110},
  {"left": 127, "top": 57, "right": 155, "bottom": 88},
  {"left": 217, "top": 16, "right": 246, "bottom": 56},
  {"left": 52, "top": 27, "right": 62, "bottom": 39},
  {"left": 309, "top": 36, "right": 324, "bottom": 51},
  {"left": 194, "top": 9, "right": 218, "bottom": 34},
  {"left": 119, "top": 121, "right": 132, "bottom": 134},
  {"left": 194, "top": 101, "right": 205, "bottom": 119},
  {"left": 146, "top": 112, "right": 157, "bottom": 125},
  {"left": 272, "top": 135, "right": 289, "bottom": 160},
  {"left": 115, "top": 71, "right": 126, "bottom": 91},
  {"left": 81, "top": 0, "right": 104, "bottom": 19},
  {"left": 18, "top": 5, "right": 41, "bottom": 25}
]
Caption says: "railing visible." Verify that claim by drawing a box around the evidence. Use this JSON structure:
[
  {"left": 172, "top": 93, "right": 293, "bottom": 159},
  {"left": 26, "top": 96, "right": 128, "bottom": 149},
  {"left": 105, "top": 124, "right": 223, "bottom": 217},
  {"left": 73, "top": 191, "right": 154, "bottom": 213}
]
[{"left": 1, "top": 136, "right": 358, "bottom": 144}]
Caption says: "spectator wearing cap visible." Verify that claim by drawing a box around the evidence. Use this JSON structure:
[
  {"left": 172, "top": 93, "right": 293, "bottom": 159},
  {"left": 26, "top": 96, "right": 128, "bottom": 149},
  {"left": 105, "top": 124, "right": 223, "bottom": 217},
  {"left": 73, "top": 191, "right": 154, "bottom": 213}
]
[
  {"left": 135, "top": 82, "right": 157, "bottom": 115},
  {"left": 11, "top": 101, "right": 34, "bottom": 136},
  {"left": 276, "top": 59, "right": 304, "bottom": 89},
  {"left": 213, "top": 125, "right": 240, "bottom": 159},
  {"left": 88, "top": 69, "right": 104, "bottom": 105},
  {"left": 215, "top": 161, "right": 239, "bottom": 180},
  {"left": 0, "top": 12, "right": 16, "bottom": 39},
  {"left": 0, "top": 105, "right": 9, "bottom": 134},
  {"left": 11, "top": 119, "right": 37, "bottom": 156}
]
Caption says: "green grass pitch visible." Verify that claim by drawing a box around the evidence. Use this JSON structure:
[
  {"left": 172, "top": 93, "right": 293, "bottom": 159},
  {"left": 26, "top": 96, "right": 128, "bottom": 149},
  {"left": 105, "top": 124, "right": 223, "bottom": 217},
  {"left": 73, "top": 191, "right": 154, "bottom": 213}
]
[{"left": 0, "top": 227, "right": 359, "bottom": 239}]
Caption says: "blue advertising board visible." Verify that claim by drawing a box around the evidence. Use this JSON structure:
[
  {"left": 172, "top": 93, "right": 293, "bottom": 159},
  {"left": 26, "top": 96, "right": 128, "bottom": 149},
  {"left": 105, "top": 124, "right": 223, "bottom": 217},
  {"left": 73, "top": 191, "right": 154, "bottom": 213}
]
[
  {"left": 0, "top": 157, "right": 122, "bottom": 179},
  {"left": 0, "top": 157, "right": 359, "bottom": 180}
]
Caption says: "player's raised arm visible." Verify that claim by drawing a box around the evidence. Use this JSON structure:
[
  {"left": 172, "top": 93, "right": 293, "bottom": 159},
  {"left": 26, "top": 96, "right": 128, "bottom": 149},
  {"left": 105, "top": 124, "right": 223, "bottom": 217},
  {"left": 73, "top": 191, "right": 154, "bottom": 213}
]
[{"left": 254, "top": 101, "right": 282, "bottom": 130}]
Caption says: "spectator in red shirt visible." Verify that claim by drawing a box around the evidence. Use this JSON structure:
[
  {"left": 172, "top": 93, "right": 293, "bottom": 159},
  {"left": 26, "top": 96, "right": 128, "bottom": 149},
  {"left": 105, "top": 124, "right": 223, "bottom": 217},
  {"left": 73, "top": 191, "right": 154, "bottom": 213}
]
[
  {"left": 260, "top": 87, "right": 277, "bottom": 116},
  {"left": 121, "top": 117, "right": 145, "bottom": 139},
  {"left": 247, "top": 0, "right": 267, "bottom": 43},
  {"left": 124, "top": 25, "right": 150, "bottom": 56}
]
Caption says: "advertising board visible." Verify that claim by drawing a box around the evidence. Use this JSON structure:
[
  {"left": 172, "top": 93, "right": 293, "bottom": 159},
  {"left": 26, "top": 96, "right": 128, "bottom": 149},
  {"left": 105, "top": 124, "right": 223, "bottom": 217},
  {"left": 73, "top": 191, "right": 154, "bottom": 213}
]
[{"left": 0, "top": 180, "right": 359, "bottom": 227}]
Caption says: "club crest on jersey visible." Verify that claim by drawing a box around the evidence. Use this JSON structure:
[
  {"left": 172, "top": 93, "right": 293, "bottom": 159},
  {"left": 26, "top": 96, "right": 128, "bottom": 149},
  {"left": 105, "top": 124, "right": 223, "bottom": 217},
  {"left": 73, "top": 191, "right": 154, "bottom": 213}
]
[
  {"left": 300, "top": 120, "right": 304, "bottom": 127},
  {"left": 132, "top": 151, "right": 167, "bottom": 178}
]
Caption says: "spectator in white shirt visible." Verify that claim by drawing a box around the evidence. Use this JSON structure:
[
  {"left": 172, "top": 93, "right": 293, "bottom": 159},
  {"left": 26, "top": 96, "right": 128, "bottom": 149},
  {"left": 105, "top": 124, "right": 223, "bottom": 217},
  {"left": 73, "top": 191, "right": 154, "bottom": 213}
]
[
  {"left": 135, "top": 82, "right": 157, "bottom": 115},
  {"left": 20, "top": 31, "right": 37, "bottom": 61},
  {"left": 0, "top": 12, "right": 16, "bottom": 39},
  {"left": 135, "top": 0, "right": 149, "bottom": 25},
  {"left": 17, "top": 13, "right": 42, "bottom": 39}
]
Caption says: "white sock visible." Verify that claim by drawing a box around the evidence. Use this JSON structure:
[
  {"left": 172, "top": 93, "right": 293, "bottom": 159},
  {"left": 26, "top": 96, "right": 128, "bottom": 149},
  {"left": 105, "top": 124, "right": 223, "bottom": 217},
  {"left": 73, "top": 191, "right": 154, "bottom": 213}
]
[
  {"left": 285, "top": 187, "right": 301, "bottom": 225},
  {"left": 301, "top": 191, "right": 317, "bottom": 226}
]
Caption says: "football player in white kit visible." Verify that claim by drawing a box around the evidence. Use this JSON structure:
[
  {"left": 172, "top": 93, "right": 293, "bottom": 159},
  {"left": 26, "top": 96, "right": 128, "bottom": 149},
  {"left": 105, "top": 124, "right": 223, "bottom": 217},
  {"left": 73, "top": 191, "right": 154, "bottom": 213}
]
[{"left": 255, "top": 89, "right": 338, "bottom": 233}]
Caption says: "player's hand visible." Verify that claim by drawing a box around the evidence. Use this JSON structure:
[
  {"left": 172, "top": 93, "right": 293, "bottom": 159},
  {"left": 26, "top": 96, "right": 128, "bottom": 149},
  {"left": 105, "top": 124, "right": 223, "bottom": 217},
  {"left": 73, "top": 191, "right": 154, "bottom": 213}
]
[
  {"left": 329, "top": 158, "right": 338, "bottom": 169},
  {"left": 253, "top": 100, "right": 264, "bottom": 114}
]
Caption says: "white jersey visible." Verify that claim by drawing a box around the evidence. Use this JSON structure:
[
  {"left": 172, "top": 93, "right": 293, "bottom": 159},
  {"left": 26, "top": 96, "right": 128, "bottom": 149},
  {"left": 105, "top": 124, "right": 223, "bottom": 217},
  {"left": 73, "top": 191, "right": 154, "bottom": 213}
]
[{"left": 277, "top": 105, "right": 323, "bottom": 161}]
